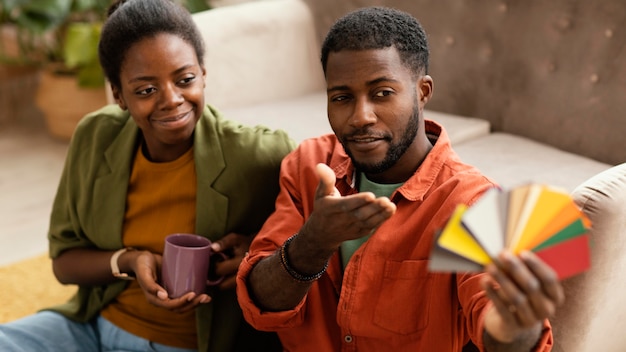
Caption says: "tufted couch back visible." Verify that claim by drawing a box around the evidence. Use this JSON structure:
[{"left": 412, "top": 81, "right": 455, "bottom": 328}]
[{"left": 304, "top": 0, "right": 626, "bottom": 165}]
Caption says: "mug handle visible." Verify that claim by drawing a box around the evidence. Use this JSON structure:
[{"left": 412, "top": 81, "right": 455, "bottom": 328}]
[{"left": 206, "top": 251, "right": 228, "bottom": 286}]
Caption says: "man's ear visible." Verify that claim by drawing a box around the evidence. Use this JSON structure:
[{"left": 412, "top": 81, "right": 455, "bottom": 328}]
[
  {"left": 417, "top": 75, "right": 434, "bottom": 105},
  {"left": 111, "top": 85, "right": 127, "bottom": 110}
]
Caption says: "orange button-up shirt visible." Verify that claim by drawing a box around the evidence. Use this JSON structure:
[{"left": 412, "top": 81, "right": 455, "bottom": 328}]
[{"left": 237, "top": 121, "right": 553, "bottom": 351}]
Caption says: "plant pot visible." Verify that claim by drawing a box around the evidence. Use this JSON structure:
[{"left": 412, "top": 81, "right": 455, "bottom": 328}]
[
  {"left": 35, "top": 69, "right": 107, "bottom": 140},
  {"left": 0, "top": 64, "right": 41, "bottom": 127}
]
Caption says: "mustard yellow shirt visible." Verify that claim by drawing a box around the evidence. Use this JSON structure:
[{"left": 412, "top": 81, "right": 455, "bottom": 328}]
[{"left": 101, "top": 146, "right": 197, "bottom": 348}]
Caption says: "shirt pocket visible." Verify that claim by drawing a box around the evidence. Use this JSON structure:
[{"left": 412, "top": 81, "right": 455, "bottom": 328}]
[{"left": 373, "top": 259, "right": 432, "bottom": 335}]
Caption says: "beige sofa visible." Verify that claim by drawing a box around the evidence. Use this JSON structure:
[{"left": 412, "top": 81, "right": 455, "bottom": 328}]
[{"left": 190, "top": 1, "right": 625, "bottom": 350}]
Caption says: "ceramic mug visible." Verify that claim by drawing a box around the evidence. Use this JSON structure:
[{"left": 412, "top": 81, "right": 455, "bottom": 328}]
[{"left": 161, "top": 233, "right": 226, "bottom": 298}]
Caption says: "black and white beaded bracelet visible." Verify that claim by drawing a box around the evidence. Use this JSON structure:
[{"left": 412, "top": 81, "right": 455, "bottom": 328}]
[{"left": 279, "top": 233, "right": 329, "bottom": 282}]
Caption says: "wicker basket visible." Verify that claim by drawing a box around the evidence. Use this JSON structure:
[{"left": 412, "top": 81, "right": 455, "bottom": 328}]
[
  {"left": 35, "top": 70, "right": 107, "bottom": 140},
  {"left": 0, "top": 65, "right": 41, "bottom": 127}
]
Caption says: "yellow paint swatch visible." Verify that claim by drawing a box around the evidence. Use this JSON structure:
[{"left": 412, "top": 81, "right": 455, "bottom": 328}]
[{"left": 437, "top": 204, "right": 491, "bottom": 265}]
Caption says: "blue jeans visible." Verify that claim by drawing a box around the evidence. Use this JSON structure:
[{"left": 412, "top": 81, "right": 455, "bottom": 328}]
[{"left": 0, "top": 311, "right": 197, "bottom": 352}]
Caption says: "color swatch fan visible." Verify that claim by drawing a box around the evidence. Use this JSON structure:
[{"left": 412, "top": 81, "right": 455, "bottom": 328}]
[{"left": 429, "top": 184, "right": 592, "bottom": 280}]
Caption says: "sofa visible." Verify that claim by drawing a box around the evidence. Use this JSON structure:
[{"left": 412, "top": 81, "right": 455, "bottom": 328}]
[
  {"left": 194, "top": 0, "right": 621, "bottom": 190},
  {"left": 124, "top": 0, "right": 626, "bottom": 350},
  {"left": 191, "top": 2, "right": 626, "bottom": 350}
]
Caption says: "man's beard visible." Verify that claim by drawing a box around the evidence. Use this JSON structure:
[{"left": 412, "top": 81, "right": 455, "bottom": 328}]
[{"left": 343, "top": 97, "right": 420, "bottom": 175}]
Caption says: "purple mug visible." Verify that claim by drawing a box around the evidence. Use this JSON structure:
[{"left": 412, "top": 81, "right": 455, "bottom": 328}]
[{"left": 161, "top": 233, "right": 226, "bottom": 298}]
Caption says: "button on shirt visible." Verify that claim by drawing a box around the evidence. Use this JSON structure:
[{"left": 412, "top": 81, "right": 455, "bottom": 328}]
[{"left": 237, "top": 121, "right": 554, "bottom": 351}]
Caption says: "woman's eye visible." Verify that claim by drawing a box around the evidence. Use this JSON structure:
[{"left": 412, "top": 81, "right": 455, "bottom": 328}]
[
  {"left": 179, "top": 76, "right": 196, "bottom": 85},
  {"left": 136, "top": 87, "right": 156, "bottom": 96}
]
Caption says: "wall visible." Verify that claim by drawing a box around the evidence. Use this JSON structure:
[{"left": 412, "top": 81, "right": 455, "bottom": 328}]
[{"left": 303, "top": 0, "right": 626, "bottom": 165}]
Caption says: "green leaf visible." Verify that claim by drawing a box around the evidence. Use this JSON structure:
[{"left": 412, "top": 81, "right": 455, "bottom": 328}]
[
  {"left": 177, "top": 0, "right": 211, "bottom": 14},
  {"left": 71, "top": 0, "right": 108, "bottom": 16},
  {"left": 63, "top": 22, "right": 101, "bottom": 68},
  {"left": 77, "top": 59, "right": 104, "bottom": 87},
  {"left": 18, "top": 0, "right": 72, "bottom": 33}
]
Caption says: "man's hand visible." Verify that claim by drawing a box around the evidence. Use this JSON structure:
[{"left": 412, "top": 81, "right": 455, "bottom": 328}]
[
  {"left": 481, "top": 250, "right": 565, "bottom": 349},
  {"left": 247, "top": 163, "right": 396, "bottom": 311},
  {"left": 302, "top": 163, "right": 396, "bottom": 251}
]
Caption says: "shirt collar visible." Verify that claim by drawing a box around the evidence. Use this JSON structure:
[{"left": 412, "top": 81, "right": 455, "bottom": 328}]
[{"left": 331, "top": 120, "right": 453, "bottom": 201}]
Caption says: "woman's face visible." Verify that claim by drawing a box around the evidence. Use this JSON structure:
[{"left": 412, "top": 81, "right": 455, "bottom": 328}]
[{"left": 112, "top": 32, "right": 206, "bottom": 162}]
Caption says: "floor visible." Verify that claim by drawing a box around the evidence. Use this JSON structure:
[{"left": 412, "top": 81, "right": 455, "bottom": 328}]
[{"left": 0, "top": 117, "right": 68, "bottom": 266}]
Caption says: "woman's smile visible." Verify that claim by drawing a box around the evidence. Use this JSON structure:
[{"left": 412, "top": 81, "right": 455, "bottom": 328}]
[{"left": 151, "top": 110, "right": 194, "bottom": 129}]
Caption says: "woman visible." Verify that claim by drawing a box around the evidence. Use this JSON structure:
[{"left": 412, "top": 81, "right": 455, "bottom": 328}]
[{"left": 0, "top": 0, "right": 294, "bottom": 351}]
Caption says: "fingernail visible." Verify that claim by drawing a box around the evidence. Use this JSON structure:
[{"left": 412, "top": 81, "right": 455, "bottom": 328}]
[
  {"left": 502, "top": 251, "right": 514, "bottom": 260},
  {"left": 211, "top": 243, "right": 221, "bottom": 252},
  {"left": 157, "top": 290, "right": 168, "bottom": 300}
]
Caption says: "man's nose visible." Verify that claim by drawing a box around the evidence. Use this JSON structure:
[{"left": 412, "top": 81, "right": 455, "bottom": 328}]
[{"left": 349, "top": 98, "right": 377, "bottom": 128}]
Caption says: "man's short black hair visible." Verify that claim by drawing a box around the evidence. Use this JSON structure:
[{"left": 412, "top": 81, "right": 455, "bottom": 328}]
[{"left": 320, "top": 7, "right": 429, "bottom": 77}]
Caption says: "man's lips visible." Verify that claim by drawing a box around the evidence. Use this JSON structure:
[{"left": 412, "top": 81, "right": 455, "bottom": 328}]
[
  {"left": 347, "top": 136, "right": 383, "bottom": 143},
  {"left": 345, "top": 133, "right": 388, "bottom": 143},
  {"left": 344, "top": 134, "right": 388, "bottom": 152}
]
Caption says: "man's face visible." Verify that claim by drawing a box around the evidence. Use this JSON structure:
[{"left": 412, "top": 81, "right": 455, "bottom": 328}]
[{"left": 325, "top": 47, "right": 432, "bottom": 183}]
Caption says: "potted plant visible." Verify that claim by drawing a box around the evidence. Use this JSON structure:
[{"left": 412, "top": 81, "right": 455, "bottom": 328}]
[
  {"left": 1, "top": 0, "right": 109, "bottom": 139},
  {"left": 2, "top": 0, "right": 211, "bottom": 140}
]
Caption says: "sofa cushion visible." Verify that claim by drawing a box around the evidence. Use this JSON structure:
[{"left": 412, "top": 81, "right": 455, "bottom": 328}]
[
  {"left": 453, "top": 132, "right": 611, "bottom": 192},
  {"left": 424, "top": 110, "right": 490, "bottom": 145},
  {"left": 550, "top": 163, "right": 626, "bottom": 351},
  {"left": 193, "top": 0, "right": 326, "bottom": 110},
  {"left": 219, "top": 92, "right": 329, "bottom": 143},
  {"left": 221, "top": 92, "right": 491, "bottom": 144}
]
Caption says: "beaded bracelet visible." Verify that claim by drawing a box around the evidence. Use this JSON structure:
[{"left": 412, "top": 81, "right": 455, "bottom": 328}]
[{"left": 279, "top": 233, "right": 329, "bottom": 283}]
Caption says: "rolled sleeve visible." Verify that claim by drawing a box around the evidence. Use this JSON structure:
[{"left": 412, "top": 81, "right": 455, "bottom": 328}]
[{"left": 236, "top": 251, "right": 308, "bottom": 330}]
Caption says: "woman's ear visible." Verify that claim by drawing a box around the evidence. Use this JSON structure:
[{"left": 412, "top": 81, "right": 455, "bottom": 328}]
[
  {"left": 201, "top": 65, "right": 207, "bottom": 89},
  {"left": 111, "top": 85, "right": 127, "bottom": 110},
  {"left": 418, "top": 75, "right": 434, "bottom": 105}
]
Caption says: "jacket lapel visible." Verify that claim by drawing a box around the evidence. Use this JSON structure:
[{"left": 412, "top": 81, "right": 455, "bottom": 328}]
[
  {"left": 90, "top": 117, "right": 139, "bottom": 249},
  {"left": 194, "top": 107, "right": 228, "bottom": 241}
]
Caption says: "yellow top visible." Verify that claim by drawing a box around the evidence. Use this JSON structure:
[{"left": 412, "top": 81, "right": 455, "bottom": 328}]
[{"left": 101, "top": 145, "right": 198, "bottom": 349}]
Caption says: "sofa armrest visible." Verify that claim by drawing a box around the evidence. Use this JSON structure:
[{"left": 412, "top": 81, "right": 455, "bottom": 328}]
[
  {"left": 193, "top": 0, "right": 325, "bottom": 109},
  {"left": 550, "top": 163, "right": 626, "bottom": 351}
]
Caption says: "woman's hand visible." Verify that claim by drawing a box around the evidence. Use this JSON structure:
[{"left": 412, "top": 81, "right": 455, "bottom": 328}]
[
  {"left": 210, "top": 232, "right": 254, "bottom": 290},
  {"left": 132, "top": 250, "right": 212, "bottom": 313}
]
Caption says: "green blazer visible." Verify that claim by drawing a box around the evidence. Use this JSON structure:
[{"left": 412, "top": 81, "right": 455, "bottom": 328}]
[{"left": 46, "top": 104, "right": 295, "bottom": 351}]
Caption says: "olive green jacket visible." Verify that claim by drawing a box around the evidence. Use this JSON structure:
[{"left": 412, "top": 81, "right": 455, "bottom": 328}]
[{"left": 46, "top": 104, "right": 295, "bottom": 351}]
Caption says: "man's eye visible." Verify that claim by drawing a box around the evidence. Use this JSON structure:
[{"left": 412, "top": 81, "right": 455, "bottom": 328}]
[{"left": 375, "top": 90, "right": 392, "bottom": 97}]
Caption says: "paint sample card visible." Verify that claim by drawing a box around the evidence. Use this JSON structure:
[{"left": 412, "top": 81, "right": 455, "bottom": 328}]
[{"left": 430, "top": 184, "right": 591, "bottom": 280}]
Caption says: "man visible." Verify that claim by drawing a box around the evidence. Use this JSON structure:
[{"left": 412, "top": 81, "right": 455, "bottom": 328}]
[{"left": 236, "top": 7, "right": 563, "bottom": 351}]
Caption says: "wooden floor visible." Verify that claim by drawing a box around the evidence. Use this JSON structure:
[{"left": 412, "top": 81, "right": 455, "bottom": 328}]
[{"left": 0, "top": 117, "right": 69, "bottom": 266}]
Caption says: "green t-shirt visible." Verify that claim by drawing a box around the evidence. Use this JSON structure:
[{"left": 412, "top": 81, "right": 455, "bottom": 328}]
[{"left": 340, "top": 172, "right": 403, "bottom": 269}]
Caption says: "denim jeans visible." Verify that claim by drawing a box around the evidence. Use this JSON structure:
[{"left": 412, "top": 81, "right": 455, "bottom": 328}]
[{"left": 0, "top": 311, "right": 197, "bottom": 352}]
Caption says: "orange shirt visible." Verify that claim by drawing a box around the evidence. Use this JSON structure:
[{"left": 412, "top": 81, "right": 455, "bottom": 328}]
[
  {"left": 237, "top": 121, "right": 553, "bottom": 351},
  {"left": 101, "top": 146, "right": 198, "bottom": 349}
]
